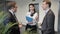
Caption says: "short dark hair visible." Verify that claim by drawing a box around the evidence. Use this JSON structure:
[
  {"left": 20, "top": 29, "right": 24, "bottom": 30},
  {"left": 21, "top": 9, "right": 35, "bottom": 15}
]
[
  {"left": 43, "top": 0, "right": 51, "bottom": 8},
  {"left": 29, "top": 3, "right": 35, "bottom": 7}
]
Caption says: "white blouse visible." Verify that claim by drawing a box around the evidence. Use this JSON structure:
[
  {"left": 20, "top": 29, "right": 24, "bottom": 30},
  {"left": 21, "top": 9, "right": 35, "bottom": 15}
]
[{"left": 26, "top": 12, "right": 38, "bottom": 25}]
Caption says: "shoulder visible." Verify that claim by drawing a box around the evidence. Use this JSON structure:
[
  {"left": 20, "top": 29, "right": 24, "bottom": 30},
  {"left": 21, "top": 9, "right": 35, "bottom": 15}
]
[
  {"left": 26, "top": 12, "right": 31, "bottom": 15},
  {"left": 48, "top": 9, "right": 54, "bottom": 15},
  {"left": 26, "top": 12, "right": 31, "bottom": 17},
  {"left": 47, "top": 9, "right": 55, "bottom": 17},
  {"left": 34, "top": 12, "right": 38, "bottom": 16},
  {"left": 33, "top": 12, "right": 38, "bottom": 17}
]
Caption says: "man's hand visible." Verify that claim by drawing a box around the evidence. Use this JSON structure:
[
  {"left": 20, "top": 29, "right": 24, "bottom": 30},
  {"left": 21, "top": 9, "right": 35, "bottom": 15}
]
[
  {"left": 18, "top": 23, "right": 23, "bottom": 28},
  {"left": 38, "top": 22, "right": 42, "bottom": 28},
  {"left": 38, "top": 22, "right": 42, "bottom": 26}
]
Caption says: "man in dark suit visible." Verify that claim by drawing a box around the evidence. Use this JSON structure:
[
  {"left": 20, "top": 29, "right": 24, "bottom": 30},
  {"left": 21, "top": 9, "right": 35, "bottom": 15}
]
[
  {"left": 3, "top": 1, "right": 20, "bottom": 34},
  {"left": 4, "top": 1, "right": 17, "bottom": 25},
  {"left": 41, "top": 0, "right": 55, "bottom": 34}
]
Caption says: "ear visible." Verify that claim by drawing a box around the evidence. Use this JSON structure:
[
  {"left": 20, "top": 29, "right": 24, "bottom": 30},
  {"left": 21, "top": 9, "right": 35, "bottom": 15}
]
[{"left": 47, "top": 4, "right": 49, "bottom": 8}]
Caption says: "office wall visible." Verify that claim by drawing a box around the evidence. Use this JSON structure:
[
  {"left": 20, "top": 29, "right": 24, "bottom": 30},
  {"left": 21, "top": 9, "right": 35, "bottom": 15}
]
[{"left": 7, "top": 0, "right": 59, "bottom": 32}]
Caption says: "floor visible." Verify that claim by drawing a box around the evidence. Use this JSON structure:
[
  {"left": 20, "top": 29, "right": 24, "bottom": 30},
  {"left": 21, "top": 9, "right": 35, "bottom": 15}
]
[
  {"left": 20, "top": 26, "right": 59, "bottom": 34},
  {"left": 20, "top": 26, "right": 41, "bottom": 34}
]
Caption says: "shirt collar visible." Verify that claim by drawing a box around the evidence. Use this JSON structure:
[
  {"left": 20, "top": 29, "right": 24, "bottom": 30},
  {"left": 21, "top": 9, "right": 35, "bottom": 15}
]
[
  {"left": 44, "top": 8, "right": 50, "bottom": 14},
  {"left": 9, "top": 9, "right": 15, "bottom": 15}
]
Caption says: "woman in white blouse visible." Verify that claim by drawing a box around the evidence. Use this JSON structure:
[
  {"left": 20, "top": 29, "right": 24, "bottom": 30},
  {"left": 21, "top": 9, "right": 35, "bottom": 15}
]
[{"left": 25, "top": 3, "right": 38, "bottom": 31}]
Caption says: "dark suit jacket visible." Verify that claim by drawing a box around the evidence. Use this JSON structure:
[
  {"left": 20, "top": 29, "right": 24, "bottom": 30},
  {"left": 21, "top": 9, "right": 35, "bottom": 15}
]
[
  {"left": 3, "top": 11, "right": 20, "bottom": 34},
  {"left": 8, "top": 11, "right": 18, "bottom": 22},
  {"left": 4, "top": 11, "right": 17, "bottom": 25},
  {"left": 41, "top": 9, "right": 55, "bottom": 34}
]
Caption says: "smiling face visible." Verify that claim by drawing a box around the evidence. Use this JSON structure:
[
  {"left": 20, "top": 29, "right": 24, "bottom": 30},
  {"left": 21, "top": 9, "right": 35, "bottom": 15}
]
[
  {"left": 13, "top": 5, "right": 17, "bottom": 12},
  {"left": 29, "top": 5, "right": 34, "bottom": 11},
  {"left": 29, "top": 5, "right": 35, "bottom": 13},
  {"left": 8, "top": 1, "right": 18, "bottom": 13},
  {"left": 42, "top": 1, "right": 49, "bottom": 10}
]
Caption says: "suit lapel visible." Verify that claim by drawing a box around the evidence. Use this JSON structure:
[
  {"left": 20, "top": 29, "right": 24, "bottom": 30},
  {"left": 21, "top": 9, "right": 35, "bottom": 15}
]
[{"left": 41, "top": 9, "right": 51, "bottom": 25}]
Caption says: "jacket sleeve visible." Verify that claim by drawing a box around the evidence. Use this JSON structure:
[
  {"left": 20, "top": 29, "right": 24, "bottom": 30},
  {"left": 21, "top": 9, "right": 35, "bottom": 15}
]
[{"left": 44, "top": 13, "right": 55, "bottom": 34}]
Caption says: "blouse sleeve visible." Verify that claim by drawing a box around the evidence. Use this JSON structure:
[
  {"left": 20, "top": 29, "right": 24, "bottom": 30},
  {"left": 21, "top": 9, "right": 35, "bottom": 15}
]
[{"left": 33, "top": 13, "right": 38, "bottom": 20}]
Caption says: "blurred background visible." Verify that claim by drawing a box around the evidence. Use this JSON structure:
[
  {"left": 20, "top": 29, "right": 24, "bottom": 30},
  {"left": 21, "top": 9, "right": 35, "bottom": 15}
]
[{"left": 0, "top": 0, "right": 60, "bottom": 34}]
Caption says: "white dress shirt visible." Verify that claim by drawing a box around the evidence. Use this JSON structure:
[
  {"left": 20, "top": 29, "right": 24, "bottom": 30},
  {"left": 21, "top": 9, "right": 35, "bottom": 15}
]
[
  {"left": 45, "top": 8, "right": 50, "bottom": 15},
  {"left": 9, "top": 9, "right": 15, "bottom": 15}
]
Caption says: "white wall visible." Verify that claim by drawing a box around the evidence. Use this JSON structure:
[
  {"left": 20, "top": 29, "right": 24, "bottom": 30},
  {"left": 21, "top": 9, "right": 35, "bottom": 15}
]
[
  {"left": 51, "top": 0, "right": 59, "bottom": 32},
  {"left": 7, "top": 0, "right": 59, "bottom": 32}
]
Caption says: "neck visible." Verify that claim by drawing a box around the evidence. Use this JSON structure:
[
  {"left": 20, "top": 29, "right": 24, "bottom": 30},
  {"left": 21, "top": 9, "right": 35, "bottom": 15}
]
[
  {"left": 10, "top": 9, "right": 15, "bottom": 13},
  {"left": 44, "top": 8, "right": 50, "bottom": 11},
  {"left": 30, "top": 10, "right": 34, "bottom": 14},
  {"left": 30, "top": 10, "right": 34, "bottom": 11}
]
